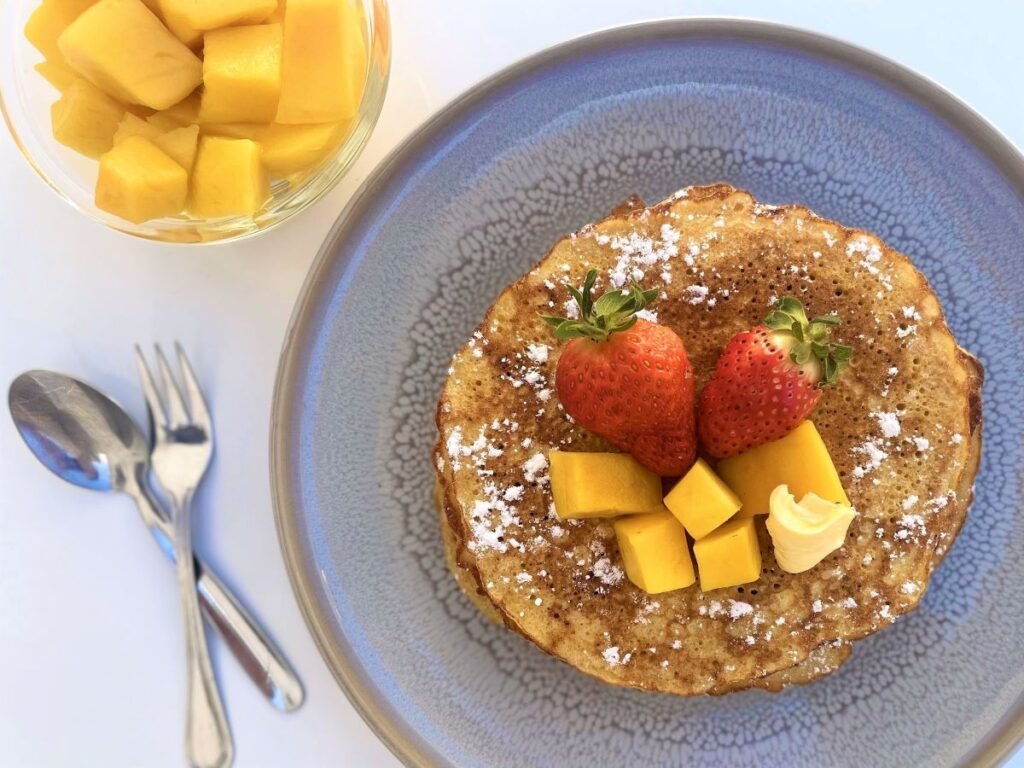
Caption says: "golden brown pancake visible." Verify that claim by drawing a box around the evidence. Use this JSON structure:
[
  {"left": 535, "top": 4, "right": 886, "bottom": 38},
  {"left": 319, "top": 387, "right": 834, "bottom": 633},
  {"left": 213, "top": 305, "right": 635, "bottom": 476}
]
[{"left": 435, "top": 184, "right": 982, "bottom": 695}]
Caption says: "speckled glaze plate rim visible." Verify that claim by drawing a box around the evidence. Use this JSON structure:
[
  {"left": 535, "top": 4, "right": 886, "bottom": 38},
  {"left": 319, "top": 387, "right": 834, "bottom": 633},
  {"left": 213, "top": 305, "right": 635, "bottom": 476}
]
[{"left": 270, "top": 18, "right": 1024, "bottom": 768}]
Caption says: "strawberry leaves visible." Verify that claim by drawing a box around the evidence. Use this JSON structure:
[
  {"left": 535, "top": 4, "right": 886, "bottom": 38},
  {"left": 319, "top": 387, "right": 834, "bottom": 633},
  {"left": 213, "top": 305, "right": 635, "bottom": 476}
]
[
  {"left": 542, "top": 269, "right": 659, "bottom": 342},
  {"left": 764, "top": 296, "right": 853, "bottom": 387}
]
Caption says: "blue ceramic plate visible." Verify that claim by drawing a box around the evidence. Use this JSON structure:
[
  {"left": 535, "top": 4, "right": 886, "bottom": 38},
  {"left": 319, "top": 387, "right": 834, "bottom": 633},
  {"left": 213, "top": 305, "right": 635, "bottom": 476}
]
[{"left": 272, "top": 20, "right": 1024, "bottom": 767}]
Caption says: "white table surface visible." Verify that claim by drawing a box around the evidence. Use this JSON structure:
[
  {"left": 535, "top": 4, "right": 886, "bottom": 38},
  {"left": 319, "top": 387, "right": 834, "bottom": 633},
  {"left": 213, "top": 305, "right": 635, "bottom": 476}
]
[{"left": 2, "top": 1, "right": 1021, "bottom": 766}]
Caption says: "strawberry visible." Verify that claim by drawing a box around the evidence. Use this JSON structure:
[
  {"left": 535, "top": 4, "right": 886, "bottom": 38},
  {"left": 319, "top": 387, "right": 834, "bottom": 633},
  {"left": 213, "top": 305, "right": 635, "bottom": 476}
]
[
  {"left": 698, "top": 297, "right": 853, "bottom": 459},
  {"left": 543, "top": 271, "right": 696, "bottom": 476}
]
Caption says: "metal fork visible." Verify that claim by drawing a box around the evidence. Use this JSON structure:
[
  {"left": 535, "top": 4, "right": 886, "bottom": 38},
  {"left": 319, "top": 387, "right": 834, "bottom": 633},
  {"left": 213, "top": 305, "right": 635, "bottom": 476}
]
[{"left": 136, "top": 344, "right": 233, "bottom": 768}]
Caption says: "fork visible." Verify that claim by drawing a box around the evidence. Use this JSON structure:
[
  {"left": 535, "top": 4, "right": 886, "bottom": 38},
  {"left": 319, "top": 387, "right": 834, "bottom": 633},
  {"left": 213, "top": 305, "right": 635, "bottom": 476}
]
[{"left": 136, "top": 344, "right": 233, "bottom": 768}]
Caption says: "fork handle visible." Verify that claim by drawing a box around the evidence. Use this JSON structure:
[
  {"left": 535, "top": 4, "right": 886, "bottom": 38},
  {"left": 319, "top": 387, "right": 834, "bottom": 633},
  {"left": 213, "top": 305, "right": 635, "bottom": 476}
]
[
  {"left": 172, "top": 490, "right": 234, "bottom": 768},
  {"left": 128, "top": 482, "right": 304, "bottom": 712}
]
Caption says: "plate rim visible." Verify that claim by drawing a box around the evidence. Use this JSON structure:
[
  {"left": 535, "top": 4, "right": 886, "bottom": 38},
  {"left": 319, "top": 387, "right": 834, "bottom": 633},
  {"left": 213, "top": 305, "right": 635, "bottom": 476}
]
[{"left": 270, "top": 17, "right": 1024, "bottom": 768}]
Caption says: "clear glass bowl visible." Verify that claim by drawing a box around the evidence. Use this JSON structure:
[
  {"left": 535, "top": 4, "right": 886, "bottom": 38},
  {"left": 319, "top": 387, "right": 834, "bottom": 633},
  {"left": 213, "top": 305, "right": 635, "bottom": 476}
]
[{"left": 0, "top": 0, "right": 390, "bottom": 244}]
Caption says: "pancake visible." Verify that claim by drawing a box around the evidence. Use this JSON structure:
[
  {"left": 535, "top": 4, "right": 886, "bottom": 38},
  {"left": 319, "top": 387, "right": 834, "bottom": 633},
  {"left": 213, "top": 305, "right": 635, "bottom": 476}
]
[
  {"left": 434, "top": 184, "right": 982, "bottom": 695},
  {"left": 434, "top": 479, "right": 853, "bottom": 693}
]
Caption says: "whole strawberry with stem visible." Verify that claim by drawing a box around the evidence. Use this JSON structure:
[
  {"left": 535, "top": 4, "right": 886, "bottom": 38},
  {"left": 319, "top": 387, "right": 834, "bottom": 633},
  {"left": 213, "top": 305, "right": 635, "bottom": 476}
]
[
  {"left": 698, "top": 296, "right": 853, "bottom": 459},
  {"left": 542, "top": 270, "right": 697, "bottom": 476}
]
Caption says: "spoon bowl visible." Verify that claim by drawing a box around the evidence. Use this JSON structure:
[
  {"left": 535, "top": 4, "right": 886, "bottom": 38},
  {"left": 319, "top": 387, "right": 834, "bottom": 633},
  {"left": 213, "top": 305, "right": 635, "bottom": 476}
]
[{"left": 9, "top": 370, "right": 149, "bottom": 493}]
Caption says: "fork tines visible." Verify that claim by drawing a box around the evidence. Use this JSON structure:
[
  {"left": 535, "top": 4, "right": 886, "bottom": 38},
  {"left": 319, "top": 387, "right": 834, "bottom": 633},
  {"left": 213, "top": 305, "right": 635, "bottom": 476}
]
[{"left": 134, "top": 343, "right": 212, "bottom": 434}]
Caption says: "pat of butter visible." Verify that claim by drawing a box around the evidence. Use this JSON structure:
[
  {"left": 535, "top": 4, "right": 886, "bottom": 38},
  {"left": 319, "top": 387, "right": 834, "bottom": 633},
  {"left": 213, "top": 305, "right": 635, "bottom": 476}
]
[{"left": 766, "top": 484, "right": 856, "bottom": 574}]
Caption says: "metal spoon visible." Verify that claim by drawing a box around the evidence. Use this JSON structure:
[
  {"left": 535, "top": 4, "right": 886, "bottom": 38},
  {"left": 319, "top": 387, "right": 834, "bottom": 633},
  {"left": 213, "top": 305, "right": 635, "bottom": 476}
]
[{"left": 8, "top": 370, "right": 304, "bottom": 712}]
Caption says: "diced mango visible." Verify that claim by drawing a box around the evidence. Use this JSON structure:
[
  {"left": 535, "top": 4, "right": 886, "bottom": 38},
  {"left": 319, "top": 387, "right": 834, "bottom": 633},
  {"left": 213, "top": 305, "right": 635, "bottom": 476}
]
[
  {"left": 159, "top": 0, "right": 276, "bottom": 31},
  {"left": 257, "top": 121, "right": 344, "bottom": 175},
  {"left": 189, "top": 136, "right": 267, "bottom": 218},
  {"left": 112, "top": 112, "right": 163, "bottom": 145},
  {"left": 34, "top": 60, "right": 79, "bottom": 92},
  {"left": 200, "top": 123, "right": 262, "bottom": 139},
  {"left": 124, "top": 103, "right": 156, "bottom": 118},
  {"left": 692, "top": 517, "right": 762, "bottom": 592},
  {"left": 51, "top": 79, "right": 125, "bottom": 157},
  {"left": 58, "top": 0, "right": 202, "bottom": 109},
  {"left": 664, "top": 458, "right": 741, "bottom": 539},
  {"left": 165, "top": 92, "right": 201, "bottom": 122},
  {"left": 266, "top": 0, "right": 284, "bottom": 23},
  {"left": 199, "top": 24, "right": 282, "bottom": 124},
  {"left": 43, "top": 66, "right": 154, "bottom": 114},
  {"left": 614, "top": 509, "right": 696, "bottom": 594},
  {"left": 146, "top": 92, "right": 201, "bottom": 131},
  {"left": 154, "top": 124, "right": 199, "bottom": 170},
  {"left": 25, "top": 0, "right": 97, "bottom": 61},
  {"left": 549, "top": 451, "right": 663, "bottom": 520},
  {"left": 276, "top": 0, "right": 366, "bottom": 124},
  {"left": 716, "top": 421, "right": 850, "bottom": 519},
  {"left": 146, "top": 113, "right": 183, "bottom": 132},
  {"left": 201, "top": 121, "right": 344, "bottom": 175},
  {"left": 95, "top": 136, "right": 187, "bottom": 222},
  {"left": 155, "top": 0, "right": 201, "bottom": 46}
]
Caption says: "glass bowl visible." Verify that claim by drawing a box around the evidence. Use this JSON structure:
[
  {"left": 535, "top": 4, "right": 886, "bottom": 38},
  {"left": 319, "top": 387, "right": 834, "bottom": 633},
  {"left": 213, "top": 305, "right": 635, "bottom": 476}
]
[{"left": 0, "top": 0, "right": 390, "bottom": 244}]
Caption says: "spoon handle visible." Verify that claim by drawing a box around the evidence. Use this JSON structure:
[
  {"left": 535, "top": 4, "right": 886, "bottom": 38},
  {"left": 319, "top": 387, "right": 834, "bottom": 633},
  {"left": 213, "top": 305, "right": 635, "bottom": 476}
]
[{"left": 128, "top": 481, "right": 304, "bottom": 712}]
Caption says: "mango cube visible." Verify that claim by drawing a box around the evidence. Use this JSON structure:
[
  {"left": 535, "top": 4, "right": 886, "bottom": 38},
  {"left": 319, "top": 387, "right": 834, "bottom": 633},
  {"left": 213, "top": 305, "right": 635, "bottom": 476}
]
[
  {"left": 146, "top": 112, "right": 184, "bottom": 132},
  {"left": 146, "top": 92, "right": 201, "bottom": 131},
  {"left": 258, "top": 121, "right": 344, "bottom": 175},
  {"left": 155, "top": 0, "right": 202, "bottom": 46},
  {"left": 200, "top": 123, "right": 263, "bottom": 139},
  {"left": 189, "top": 136, "right": 268, "bottom": 218},
  {"left": 154, "top": 124, "right": 199, "bottom": 170},
  {"left": 51, "top": 79, "right": 124, "bottom": 157},
  {"left": 692, "top": 517, "right": 762, "bottom": 592},
  {"left": 113, "top": 112, "right": 163, "bottom": 145},
  {"left": 159, "top": 0, "right": 276, "bottom": 31},
  {"left": 199, "top": 24, "right": 282, "bottom": 124},
  {"left": 613, "top": 510, "right": 696, "bottom": 594},
  {"left": 58, "top": 0, "right": 202, "bottom": 109},
  {"left": 34, "top": 60, "right": 79, "bottom": 93},
  {"left": 25, "top": 0, "right": 97, "bottom": 61},
  {"left": 549, "top": 451, "right": 663, "bottom": 520},
  {"left": 95, "top": 136, "right": 187, "bottom": 222},
  {"left": 717, "top": 421, "right": 850, "bottom": 519},
  {"left": 276, "top": 0, "right": 367, "bottom": 124},
  {"left": 664, "top": 458, "right": 741, "bottom": 539}
]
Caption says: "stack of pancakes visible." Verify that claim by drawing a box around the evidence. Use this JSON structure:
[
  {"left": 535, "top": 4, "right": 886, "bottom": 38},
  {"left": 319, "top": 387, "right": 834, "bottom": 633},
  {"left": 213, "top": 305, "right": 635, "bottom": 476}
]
[{"left": 434, "top": 185, "right": 982, "bottom": 695}]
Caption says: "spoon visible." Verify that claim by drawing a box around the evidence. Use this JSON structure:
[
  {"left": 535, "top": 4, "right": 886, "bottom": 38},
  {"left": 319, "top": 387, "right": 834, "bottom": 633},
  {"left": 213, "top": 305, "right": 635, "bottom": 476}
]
[{"left": 8, "top": 370, "right": 304, "bottom": 712}]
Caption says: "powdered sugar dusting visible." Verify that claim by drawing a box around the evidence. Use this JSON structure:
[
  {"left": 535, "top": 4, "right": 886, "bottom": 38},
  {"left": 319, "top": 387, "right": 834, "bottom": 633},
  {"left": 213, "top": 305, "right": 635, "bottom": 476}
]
[
  {"left": 599, "top": 225, "right": 680, "bottom": 289},
  {"left": 501, "top": 344, "right": 555, "bottom": 407},
  {"left": 847, "top": 235, "right": 893, "bottom": 292},
  {"left": 728, "top": 600, "right": 754, "bottom": 619},
  {"left": 526, "top": 344, "right": 549, "bottom": 364},
  {"left": 686, "top": 285, "right": 709, "bottom": 304},
  {"left": 852, "top": 439, "right": 889, "bottom": 479},
  {"left": 602, "top": 646, "right": 631, "bottom": 666},
  {"left": 523, "top": 452, "right": 549, "bottom": 484},
  {"left": 872, "top": 411, "right": 902, "bottom": 438},
  {"left": 593, "top": 558, "right": 624, "bottom": 586}
]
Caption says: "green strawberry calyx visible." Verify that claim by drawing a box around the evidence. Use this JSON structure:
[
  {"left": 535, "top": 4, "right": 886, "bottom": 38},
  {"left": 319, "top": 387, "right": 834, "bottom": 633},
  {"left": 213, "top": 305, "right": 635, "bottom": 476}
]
[
  {"left": 541, "top": 269, "right": 658, "bottom": 342},
  {"left": 764, "top": 296, "right": 853, "bottom": 387}
]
